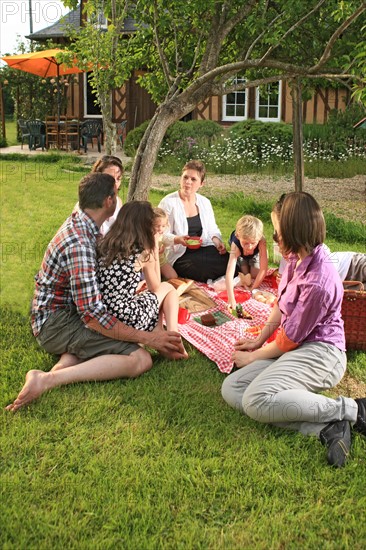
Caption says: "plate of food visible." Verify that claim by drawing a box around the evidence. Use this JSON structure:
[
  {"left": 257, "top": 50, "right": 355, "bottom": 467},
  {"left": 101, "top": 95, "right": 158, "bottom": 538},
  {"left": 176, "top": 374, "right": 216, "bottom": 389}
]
[
  {"left": 252, "top": 289, "right": 276, "bottom": 305},
  {"left": 186, "top": 236, "right": 202, "bottom": 250},
  {"left": 230, "top": 303, "right": 253, "bottom": 319}
]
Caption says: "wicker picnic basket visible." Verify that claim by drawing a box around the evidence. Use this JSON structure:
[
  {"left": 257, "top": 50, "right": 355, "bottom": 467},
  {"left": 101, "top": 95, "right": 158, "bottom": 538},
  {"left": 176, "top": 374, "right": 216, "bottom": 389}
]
[{"left": 341, "top": 281, "right": 366, "bottom": 351}]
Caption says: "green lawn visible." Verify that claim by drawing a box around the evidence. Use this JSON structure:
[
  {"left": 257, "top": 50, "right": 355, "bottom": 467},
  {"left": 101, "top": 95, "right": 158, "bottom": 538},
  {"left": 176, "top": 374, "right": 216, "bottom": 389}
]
[
  {"left": 3, "top": 117, "right": 18, "bottom": 146},
  {"left": 1, "top": 157, "right": 365, "bottom": 549}
]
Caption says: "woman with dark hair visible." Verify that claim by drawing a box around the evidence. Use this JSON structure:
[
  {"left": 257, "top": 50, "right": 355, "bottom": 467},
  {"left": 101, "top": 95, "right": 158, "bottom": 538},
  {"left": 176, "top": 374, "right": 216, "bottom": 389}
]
[
  {"left": 158, "top": 160, "right": 230, "bottom": 282},
  {"left": 97, "top": 201, "right": 186, "bottom": 356},
  {"left": 92, "top": 155, "right": 124, "bottom": 235},
  {"left": 274, "top": 193, "right": 366, "bottom": 288},
  {"left": 222, "top": 192, "right": 366, "bottom": 468}
]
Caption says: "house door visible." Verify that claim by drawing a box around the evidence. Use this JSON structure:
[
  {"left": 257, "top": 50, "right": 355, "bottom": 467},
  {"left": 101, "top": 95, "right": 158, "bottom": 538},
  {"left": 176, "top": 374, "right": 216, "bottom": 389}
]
[{"left": 126, "top": 74, "right": 156, "bottom": 129}]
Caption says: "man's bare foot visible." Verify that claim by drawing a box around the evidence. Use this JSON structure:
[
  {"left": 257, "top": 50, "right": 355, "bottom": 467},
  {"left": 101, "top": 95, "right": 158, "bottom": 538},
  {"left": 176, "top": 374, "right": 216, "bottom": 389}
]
[
  {"left": 161, "top": 341, "right": 189, "bottom": 360},
  {"left": 5, "top": 370, "right": 51, "bottom": 411}
]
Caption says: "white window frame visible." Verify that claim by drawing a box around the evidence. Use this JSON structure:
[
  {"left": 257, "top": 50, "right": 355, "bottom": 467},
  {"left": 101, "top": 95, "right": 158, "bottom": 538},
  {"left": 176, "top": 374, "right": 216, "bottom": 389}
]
[
  {"left": 83, "top": 73, "right": 102, "bottom": 119},
  {"left": 86, "top": 7, "right": 108, "bottom": 29},
  {"left": 255, "top": 81, "right": 282, "bottom": 122},
  {"left": 222, "top": 76, "right": 248, "bottom": 121}
]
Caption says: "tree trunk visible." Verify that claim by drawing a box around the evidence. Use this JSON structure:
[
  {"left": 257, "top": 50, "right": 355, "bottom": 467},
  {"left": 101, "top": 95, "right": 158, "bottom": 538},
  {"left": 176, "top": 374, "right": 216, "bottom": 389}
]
[
  {"left": 128, "top": 104, "right": 187, "bottom": 201},
  {"left": 98, "top": 87, "right": 117, "bottom": 155},
  {"left": 291, "top": 78, "right": 304, "bottom": 192}
]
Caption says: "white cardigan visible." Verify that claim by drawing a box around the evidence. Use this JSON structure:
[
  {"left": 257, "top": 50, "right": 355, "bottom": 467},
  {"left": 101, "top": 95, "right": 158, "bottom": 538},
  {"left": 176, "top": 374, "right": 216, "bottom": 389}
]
[{"left": 158, "top": 191, "right": 223, "bottom": 266}]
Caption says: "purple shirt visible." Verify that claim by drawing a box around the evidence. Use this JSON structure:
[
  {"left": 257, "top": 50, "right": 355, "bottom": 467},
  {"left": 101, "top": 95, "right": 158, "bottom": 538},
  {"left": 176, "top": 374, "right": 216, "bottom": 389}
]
[{"left": 278, "top": 244, "right": 346, "bottom": 351}]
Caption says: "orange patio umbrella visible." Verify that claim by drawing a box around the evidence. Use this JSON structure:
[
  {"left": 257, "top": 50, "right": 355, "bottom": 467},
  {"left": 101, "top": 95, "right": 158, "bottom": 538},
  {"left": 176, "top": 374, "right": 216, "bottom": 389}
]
[{"left": 1, "top": 48, "right": 84, "bottom": 120}]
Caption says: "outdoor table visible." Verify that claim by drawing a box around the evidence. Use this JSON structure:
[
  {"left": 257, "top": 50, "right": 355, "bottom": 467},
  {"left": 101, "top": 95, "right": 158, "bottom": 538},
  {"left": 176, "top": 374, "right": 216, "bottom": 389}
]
[{"left": 46, "top": 117, "right": 80, "bottom": 151}]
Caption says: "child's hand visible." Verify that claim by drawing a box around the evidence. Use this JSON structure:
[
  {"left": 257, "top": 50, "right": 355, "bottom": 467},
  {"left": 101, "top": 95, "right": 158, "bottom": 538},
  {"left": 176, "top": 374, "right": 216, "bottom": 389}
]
[{"left": 228, "top": 301, "right": 236, "bottom": 312}]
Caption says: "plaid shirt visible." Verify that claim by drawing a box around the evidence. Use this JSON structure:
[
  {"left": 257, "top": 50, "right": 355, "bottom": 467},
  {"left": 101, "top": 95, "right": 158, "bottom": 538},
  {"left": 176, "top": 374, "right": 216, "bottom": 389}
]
[{"left": 31, "top": 208, "right": 117, "bottom": 336}]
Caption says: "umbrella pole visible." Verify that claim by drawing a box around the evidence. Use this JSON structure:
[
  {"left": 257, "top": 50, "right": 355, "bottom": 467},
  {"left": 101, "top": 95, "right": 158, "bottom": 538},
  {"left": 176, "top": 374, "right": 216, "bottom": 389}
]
[{"left": 57, "top": 64, "right": 61, "bottom": 124}]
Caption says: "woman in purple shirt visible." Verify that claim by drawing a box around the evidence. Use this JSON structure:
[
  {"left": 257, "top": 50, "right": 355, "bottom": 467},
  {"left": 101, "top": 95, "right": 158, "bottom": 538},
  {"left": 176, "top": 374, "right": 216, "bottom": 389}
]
[{"left": 222, "top": 192, "right": 366, "bottom": 468}]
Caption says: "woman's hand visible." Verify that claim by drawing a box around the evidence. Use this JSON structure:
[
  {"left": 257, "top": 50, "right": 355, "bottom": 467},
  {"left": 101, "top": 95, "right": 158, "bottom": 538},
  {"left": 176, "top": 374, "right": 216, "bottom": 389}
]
[
  {"left": 174, "top": 235, "right": 189, "bottom": 246},
  {"left": 232, "top": 350, "right": 255, "bottom": 368},
  {"left": 234, "top": 338, "right": 261, "bottom": 351},
  {"left": 212, "top": 237, "right": 227, "bottom": 255}
]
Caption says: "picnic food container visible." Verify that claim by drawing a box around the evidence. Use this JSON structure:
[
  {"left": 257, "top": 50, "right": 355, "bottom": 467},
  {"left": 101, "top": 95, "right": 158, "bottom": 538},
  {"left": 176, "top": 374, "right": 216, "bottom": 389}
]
[
  {"left": 252, "top": 289, "right": 276, "bottom": 305},
  {"left": 341, "top": 281, "right": 366, "bottom": 351},
  {"left": 186, "top": 237, "right": 202, "bottom": 250}
]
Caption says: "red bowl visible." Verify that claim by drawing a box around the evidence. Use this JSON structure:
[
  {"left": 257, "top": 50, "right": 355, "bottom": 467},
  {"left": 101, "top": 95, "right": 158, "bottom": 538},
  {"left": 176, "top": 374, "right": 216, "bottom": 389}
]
[{"left": 186, "top": 237, "right": 202, "bottom": 250}]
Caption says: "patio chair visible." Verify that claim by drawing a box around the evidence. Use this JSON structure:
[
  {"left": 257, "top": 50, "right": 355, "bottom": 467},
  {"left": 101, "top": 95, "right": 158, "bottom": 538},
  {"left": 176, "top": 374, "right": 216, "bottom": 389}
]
[
  {"left": 27, "top": 120, "right": 46, "bottom": 151},
  {"left": 116, "top": 120, "right": 127, "bottom": 149},
  {"left": 18, "top": 119, "right": 30, "bottom": 149},
  {"left": 80, "top": 120, "right": 103, "bottom": 153}
]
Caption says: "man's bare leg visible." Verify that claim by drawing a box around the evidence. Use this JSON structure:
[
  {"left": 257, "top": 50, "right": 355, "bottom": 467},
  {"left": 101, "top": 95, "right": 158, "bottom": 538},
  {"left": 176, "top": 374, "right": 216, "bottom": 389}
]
[
  {"left": 5, "top": 348, "right": 152, "bottom": 412},
  {"left": 52, "top": 353, "right": 82, "bottom": 371}
]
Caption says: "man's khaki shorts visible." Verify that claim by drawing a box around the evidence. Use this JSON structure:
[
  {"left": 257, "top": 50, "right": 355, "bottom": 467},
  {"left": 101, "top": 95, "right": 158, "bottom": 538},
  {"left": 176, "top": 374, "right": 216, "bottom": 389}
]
[{"left": 36, "top": 306, "right": 139, "bottom": 359}]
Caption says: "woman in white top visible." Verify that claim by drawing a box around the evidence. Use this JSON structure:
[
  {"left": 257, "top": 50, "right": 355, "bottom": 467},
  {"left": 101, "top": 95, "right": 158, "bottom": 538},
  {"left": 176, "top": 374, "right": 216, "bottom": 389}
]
[
  {"left": 91, "top": 155, "right": 124, "bottom": 235},
  {"left": 158, "top": 160, "right": 230, "bottom": 282}
]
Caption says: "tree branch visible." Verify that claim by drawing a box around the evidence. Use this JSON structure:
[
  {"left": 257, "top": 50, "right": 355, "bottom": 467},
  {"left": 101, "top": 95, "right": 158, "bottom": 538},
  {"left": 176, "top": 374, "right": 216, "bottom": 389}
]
[
  {"left": 152, "top": 0, "right": 171, "bottom": 87},
  {"left": 259, "top": 0, "right": 327, "bottom": 63},
  {"left": 244, "top": 12, "right": 284, "bottom": 60},
  {"left": 310, "top": 2, "right": 366, "bottom": 73},
  {"left": 199, "top": 0, "right": 258, "bottom": 73}
]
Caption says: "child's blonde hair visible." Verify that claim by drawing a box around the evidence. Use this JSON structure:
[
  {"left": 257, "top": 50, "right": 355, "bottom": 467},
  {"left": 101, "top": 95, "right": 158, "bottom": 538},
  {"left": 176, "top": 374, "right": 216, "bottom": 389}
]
[
  {"left": 236, "top": 215, "right": 263, "bottom": 242},
  {"left": 153, "top": 207, "right": 169, "bottom": 222}
]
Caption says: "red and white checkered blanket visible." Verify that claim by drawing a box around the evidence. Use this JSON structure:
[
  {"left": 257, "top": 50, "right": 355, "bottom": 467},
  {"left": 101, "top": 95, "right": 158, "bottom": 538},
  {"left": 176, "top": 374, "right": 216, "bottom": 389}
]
[{"left": 178, "top": 271, "right": 278, "bottom": 373}]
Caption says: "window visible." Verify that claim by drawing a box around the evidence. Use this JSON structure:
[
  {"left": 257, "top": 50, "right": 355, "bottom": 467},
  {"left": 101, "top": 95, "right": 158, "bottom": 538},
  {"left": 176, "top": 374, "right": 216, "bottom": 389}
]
[
  {"left": 255, "top": 81, "right": 282, "bottom": 122},
  {"left": 83, "top": 73, "right": 102, "bottom": 118},
  {"left": 87, "top": 4, "right": 108, "bottom": 28},
  {"left": 95, "top": 11, "right": 108, "bottom": 28},
  {"left": 222, "top": 76, "right": 248, "bottom": 121}
]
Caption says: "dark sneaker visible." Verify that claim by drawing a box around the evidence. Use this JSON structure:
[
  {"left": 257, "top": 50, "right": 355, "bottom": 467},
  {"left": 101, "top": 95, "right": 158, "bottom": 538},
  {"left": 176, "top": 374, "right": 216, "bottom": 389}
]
[
  {"left": 319, "top": 420, "right": 351, "bottom": 468},
  {"left": 353, "top": 398, "right": 366, "bottom": 436}
]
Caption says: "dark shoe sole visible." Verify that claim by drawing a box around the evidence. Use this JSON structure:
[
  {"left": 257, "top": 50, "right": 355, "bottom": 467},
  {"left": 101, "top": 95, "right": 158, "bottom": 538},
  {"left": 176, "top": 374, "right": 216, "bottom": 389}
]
[{"left": 326, "top": 438, "right": 350, "bottom": 468}]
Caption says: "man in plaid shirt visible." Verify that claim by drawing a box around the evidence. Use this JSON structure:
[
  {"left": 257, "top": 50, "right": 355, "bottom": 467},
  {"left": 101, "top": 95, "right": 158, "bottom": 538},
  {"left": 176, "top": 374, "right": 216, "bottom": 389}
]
[{"left": 7, "top": 173, "right": 185, "bottom": 412}]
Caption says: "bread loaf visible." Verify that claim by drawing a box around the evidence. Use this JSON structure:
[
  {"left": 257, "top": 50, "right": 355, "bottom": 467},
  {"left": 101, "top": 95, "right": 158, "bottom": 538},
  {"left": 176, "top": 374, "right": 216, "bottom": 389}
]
[
  {"left": 238, "top": 273, "right": 252, "bottom": 287},
  {"left": 168, "top": 277, "right": 194, "bottom": 296}
]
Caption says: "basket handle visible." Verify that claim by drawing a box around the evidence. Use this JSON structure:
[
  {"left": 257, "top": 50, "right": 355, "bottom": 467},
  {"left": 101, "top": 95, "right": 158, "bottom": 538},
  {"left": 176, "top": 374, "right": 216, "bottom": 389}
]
[{"left": 343, "top": 280, "right": 364, "bottom": 292}]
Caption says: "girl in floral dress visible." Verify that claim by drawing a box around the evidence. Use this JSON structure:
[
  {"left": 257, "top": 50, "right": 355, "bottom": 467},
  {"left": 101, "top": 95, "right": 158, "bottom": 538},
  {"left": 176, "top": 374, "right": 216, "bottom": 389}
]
[{"left": 97, "top": 201, "right": 185, "bottom": 341}]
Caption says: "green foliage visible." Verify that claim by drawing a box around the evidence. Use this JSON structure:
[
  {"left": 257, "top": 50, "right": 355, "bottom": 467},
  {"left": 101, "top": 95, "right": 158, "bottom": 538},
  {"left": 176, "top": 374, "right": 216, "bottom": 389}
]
[
  {"left": 164, "top": 120, "right": 222, "bottom": 147},
  {"left": 229, "top": 120, "right": 293, "bottom": 149},
  {"left": 305, "top": 157, "right": 366, "bottom": 179},
  {"left": 0, "top": 41, "right": 73, "bottom": 122},
  {"left": 324, "top": 212, "right": 365, "bottom": 245},
  {"left": 125, "top": 119, "right": 222, "bottom": 158},
  {"left": 123, "top": 120, "right": 151, "bottom": 156},
  {"left": 152, "top": 117, "right": 365, "bottom": 177},
  {"left": 327, "top": 103, "right": 366, "bottom": 138}
]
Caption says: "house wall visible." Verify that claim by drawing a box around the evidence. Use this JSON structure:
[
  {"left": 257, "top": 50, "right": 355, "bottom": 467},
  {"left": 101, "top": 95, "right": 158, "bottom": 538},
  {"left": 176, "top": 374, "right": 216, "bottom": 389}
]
[
  {"left": 193, "top": 81, "right": 350, "bottom": 126},
  {"left": 65, "top": 73, "right": 350, "bottom": 130}
]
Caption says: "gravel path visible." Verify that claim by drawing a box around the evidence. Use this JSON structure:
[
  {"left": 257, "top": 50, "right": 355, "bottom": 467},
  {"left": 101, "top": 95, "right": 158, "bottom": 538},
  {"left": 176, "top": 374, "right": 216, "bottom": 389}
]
[{"left": 151, "top": 173, "right": 366, "bottom": 224}]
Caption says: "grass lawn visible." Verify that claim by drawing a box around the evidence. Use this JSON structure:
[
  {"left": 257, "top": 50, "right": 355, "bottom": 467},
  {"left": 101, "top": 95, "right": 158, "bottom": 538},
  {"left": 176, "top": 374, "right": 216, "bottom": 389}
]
[{"left": 1, "top": 157, "right": 366, "bottom": 549}]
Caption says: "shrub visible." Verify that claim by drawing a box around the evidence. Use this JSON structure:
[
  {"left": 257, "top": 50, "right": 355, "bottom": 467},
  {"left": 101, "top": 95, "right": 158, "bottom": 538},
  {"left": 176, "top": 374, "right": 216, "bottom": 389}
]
[
  {"left": 164, "top": 120, "right": 222, "bottom": 149},
  {"left": 327, "top": 103, "right": 366, "bottom": 138},
  {"left": 124, "top": 120, "right": 150, "bottom": 157},
  {"left": 125, "top": 119, "right": 222, "bottom": 159},
  {"left": 229, "top": 120, "right": 293, "bottom": 149}
]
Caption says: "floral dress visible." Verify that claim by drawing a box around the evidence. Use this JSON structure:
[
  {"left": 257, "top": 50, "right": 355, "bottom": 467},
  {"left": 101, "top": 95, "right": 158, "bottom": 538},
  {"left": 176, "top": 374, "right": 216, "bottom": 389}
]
[{"left": 97, "top": 254, "right": 159, "bottom": 331}]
